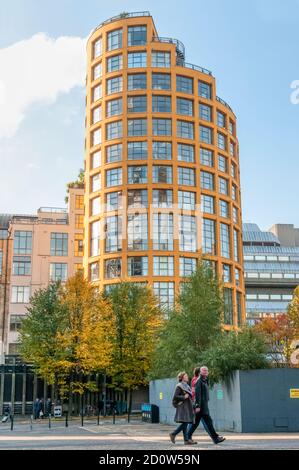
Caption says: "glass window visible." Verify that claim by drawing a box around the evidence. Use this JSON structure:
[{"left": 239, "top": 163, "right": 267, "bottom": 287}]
[
  {"left": 106, "top": 143, "right": 122, "bottom": 163},
  {"left": 178, "top": 167, "right": 195, "bottom": 186},
  {"left": 201, "top": 171, "right": 214, "bottom": 190},
  {"left": 232, "top": 185, "right": 237, "bottom": 201},
  {"left": 75, "top": 195, "right": 84, "bottom": 210},
  {"left": 152, "top": 95, "right": 171, "bottom": 113},
  {"left": 202, "top": 218, "right": 216, "bottom": 254},
  {"left": 128, "top": 26, "right": 147, "bottom": 46},
  {"left": 153, "top": 165, "right": 172, "bottom": 183},
  {"left": 200, "top": 125, "right": 212, "bottom": 144},
  {"left": 230, "top": 142, "right": 235, "bottom": 157},
  {"left": 218, "top": 132, "right": 226, "bottom": 150},
  {"left": 12, "top": 286, "right": 30, "bottom": 303},
  {"left": 13, "top": 256, "right": 31, "bottom": 275},
  {"left": 198, "top": 81, "right": 211, "bottom": 99},
  {"left": 14, "top": 231, "right": 32, "bottom": 255},
  {"left": 107, "top": 28, "right": 122, "bottom": 51},
  {"left": 233, "top": 206, "right": 238, "bottom": 223},
  {"left": 178, "top": 190, "right": 195, "bottom": 210},
  {"left": 180, "top": 257, "right": 197, "bottom": 277},
  {"left": 199, "top": 103, "right": 212, "bottom": 121},
  {"left": 220, "top": 223, "right": 230, "bottom": 258},
  {"left": 10, "top": 314, "right": 24, "bottom": 332},
  {"left": 106, "top": 167, "right": 122, "bottom": 187},
  {"left": 128, "top": 73, "right": 147, "bottom": 90},
  {"left": 219, "top": 177, "right": 229, "bottom": 195},
  {"left": 224, "top": 288, "right": 233, "bottom": 325},
  {"left": 107, "top": 54, "right": 123, "bottom": 73},
  {"left": 128, "top": 165, "right": 147, "bottom": 184},
  {"left": 152, "top": 141, "right": 172, "bottom": 160},
  {"left": 217, "top": 111, "right": 226, "bottom": 128},
  {"left": 200, "top": 148, "right": 213, "bottom": 167},
  {"left": 153, "top": 189, "right": 173, "bottom": 208},
  {"left": 219, "top": 200, "right": 229, "bottom": 218},
  {"left": 91, "top": 196, "right": 100, "bottom": 216},
  {"left": 153, "top": 214, "right": 173, "bottom": 250},
  {"left": 91, "top": 173, "right": 101, "bottom": 192},
  {"left": 152, "top": 51, "right": 171, "bottom": 67},
  {"left": 177, "top": 120, "right": 194, "bottom": 139},
  {"left": 128, "top": 52, "right": 147, "bottom": 68},
  {"left": 231, "top": 163, "right": 236, "bottom": 178},
  {"left": 93, "top": 37, "right": 102, "bottom": 58},
  {"left": 153, "top": 256, "right": 174, "bottom": 276},
  {"left": 176, "top": 75, "right": 193, "bottom": 94},
  {"left": 50, "top": 233, "right": 68, "bottom": 256},
  {"left": 93, "top": 63, "right": 102, "bottom": 80},
  {"left": 229, "top": 120, "right": 234, "bottom": 135},
  {"left": 128, "top": 189, "right": 148, "bottom": 208},
  {"left": 105, "top": 258, "right": 121, "bottom": 278},
  {"left": 201, "top": 194, "right": 214, "bottom": 214},
  {"left": 177, "top": 143, "right": 194, "bottom": 162},
  {"left": 218, "top": 154, "right": 228, "bottom": 173},
  {"left": 92, "top": 128, "right": 101, "bottom": 146},
  {"left": 152, "top": 73, "right": 171, "bottom": 90},
  {"left": 90, "top": 220, "right": 100, "bottom": 256},
  {"left": 92, "top": 106, "right": 102, "bottom": 124},
  {"left": 93, "top": 84, "right": 102, "bottom": 102},
  {"left": 74, "top": 235, "right": 83, "bottom": 257},
  {"left": 50, "top": 263, "right": 68, "bottom": 282},
  {"left": 234, "top": 229, "right": 240, "bottom": 262},
  {"left": 127, "top": 213, "right": 148, "bottom": 250},
  {"left": 90, "top": 262, "right": 99, "bottom": 281},
  {"left": 128, "top": 256, "right": 148, "bottom": 276},
  {"left": 128, "top": 118, "right": 147, "bottom": 136},
  {"left": 105, "top": 215, "right": 122, "bottom": 252},
  {"left": 153, "top": 282, "right": 174, "bottom": 309},
  {"left": 177, "top": 98, "right": 193, "bottom": 116},
  {"left": 128, "top": 141, "right": 147, "bottom": 160},
  {"left": 106, "top": 98, "right": 122, "bottom": 117},
  {"left": 153, "top": 118, "right": 172, "bottom": 136},
  {"left": 235, "top": 268, "right": 240, "bottom": 287},
  {"left": 106, "top": 191, "right": 122, "bottom": 211},
  {"left": 179, "top": 215, "right": 197, "bottom": 252},
  {"left": 127, "top": 95, "right": 147, "bottom": 113},
  {"left": 106, "top": 120, "right": 122, "bottom": 140},
  {"left": 107, "top": 76, "right": 122, "bottom": 95}
]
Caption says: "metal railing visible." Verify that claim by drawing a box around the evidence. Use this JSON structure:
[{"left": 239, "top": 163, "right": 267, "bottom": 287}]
[
  {"left": 216, "top": 96, "right": 235, "bottom": 114},
  {"left": 38, "top": 207, "right": 68, "bottom": 214},
  {"left": 152, "top": 36, "right": 185, "bottom": 59},
  {"left": 93, "top": 11, "right": 151, "bottom": 33},
  {"left": 175, "top": 58, "right": 212, "bottom": 76}
]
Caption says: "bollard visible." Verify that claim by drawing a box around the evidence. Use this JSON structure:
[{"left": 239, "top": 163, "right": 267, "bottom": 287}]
[
  {"left": 10, "top": 415, "right": 14, "bottom": 431},
  {"left": 65, "top": 412, "right": 68, "bottom": 428},
  {"left": 48, "top": 413, "right": 51, "bottom": 429},
  {"left": 30, "top": 415, "right": 33, "bottom": 431}
]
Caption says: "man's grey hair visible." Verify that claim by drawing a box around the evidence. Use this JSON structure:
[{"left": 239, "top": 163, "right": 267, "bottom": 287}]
[{"left": 200, "top": 366, "right": 209, "bottom": 372}]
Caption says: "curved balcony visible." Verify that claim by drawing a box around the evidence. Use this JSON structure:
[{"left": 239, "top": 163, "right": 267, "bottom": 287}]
[
  {"left": 152, "top": 36, "right": 185, "bottom": 61},
  {"left": 216, "top": 96, "right": 235, "bottom": 115}
]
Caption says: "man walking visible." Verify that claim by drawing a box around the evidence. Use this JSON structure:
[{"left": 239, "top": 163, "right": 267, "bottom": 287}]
[{"left": 187, "top": 366, "right": 225, "bottom": 445}]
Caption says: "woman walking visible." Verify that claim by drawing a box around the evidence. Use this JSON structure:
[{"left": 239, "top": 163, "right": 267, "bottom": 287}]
[{"left": 169, "top": 372, "right": 197, "bottom": 445}]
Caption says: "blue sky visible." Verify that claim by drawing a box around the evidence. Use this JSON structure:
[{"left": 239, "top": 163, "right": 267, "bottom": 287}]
[{"left": 0, "top": 0, "right": 298, "bottom": 230}]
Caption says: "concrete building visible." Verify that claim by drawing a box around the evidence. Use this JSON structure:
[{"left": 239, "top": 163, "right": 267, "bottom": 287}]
[
  {"left": 243, "top": 223, "right": 299, "bottom": 324},
  {"left": 83, "top": 11, "right": 245, "bottom": 328}
]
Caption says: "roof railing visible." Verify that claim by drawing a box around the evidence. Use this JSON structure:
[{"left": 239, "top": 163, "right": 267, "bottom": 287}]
[
  {"left": 216, "top": 96, "right": 235, "bottom": 114},
  {"left": 175, "top": 58, "right": 212, "bottom": 76},
  {"left": 93, "top": 11, "right": 151, "bottom": 33},
  {"left": 152, "top": 36, "right": 185, "bottom": 59}
]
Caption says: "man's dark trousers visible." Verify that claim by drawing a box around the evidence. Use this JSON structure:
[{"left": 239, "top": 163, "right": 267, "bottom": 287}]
[{"left": 188, "top": 410, "right": 218, "bottom": 441}]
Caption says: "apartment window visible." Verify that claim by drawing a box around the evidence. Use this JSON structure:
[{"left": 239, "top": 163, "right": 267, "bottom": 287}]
[
  {"left": 91, "top": 197, "right": 100, "bottom": 216},
  {"left": 91, "top": 173, "right": 101, "bottom": 192},
  {"left": 50, "top": 233, "right": 68, "bottom": 256},
  {"left": 14, "top": 231, "right": 32, "bottom": 255},
  {"left": 179, "top": 215, "right": 197, "bottom": 252},
  {"left": 218, "top": 155, "right": 228, "bottom": 173},
  {"left": 220, "top": 223, "right": 230, "bottom": 258},
  {"left": 176, "top": 75, "right": 193, "bottom": 94},
  {"left": 128, "top": 25, "right": 147, "bottom": 46},
  {"left": 153, "top": 189, "right": 173, "bottom": 208},
  {"left": 127, "top": 95, "right": 147, "bottom": 113},
  {"left": 92, "top": 106, "right": 102, "bottom": 124},
  {"left": 178, "top": 190, "right": 195, "bottom": 210},
  {"left": 105, "top": 215, "right": 122, "bottom": 252},
  {"left": 10, "top": 315, "right": 23, "bottom": 332},
  {"left": 74, "top": 234, "right": 83, "bottom": 257},
  {"left": 128, "top": 52, "right": 147, "bottom": 68},
  {"left": 229, "top": 120, "right": 234, "bottom": 135},
  {"left": 127, "top": 213, "right": 148, "bottom": 250},
  {"left": 106, "top": 143, "right": 122, "bottom": 163},
  {"left": 198, "top": 81, "right": 212, "bottom": 99},
  {"left": 107, "top": 28, "right": 122, "bottom": 51},
  {"left": 235, "top": 268, "right": 240, "bottom": 287},
  {"left": 152, "top": 141, "right": 172, "bottom": 160},
  {"left": 180, "top": 257, "right": 196, "bottom": 277},
  {"left": 176, "top": 98, "right": 193, "bottom": 117},
  {"left": 128, "top": 141, "right": 148, "bottom": 160},
  {"left": 12, "top": 286, "right": 30, "bottom": 303},
  {"left": 105, "top": 258, "right": 121, "bottom": 278},
  {"left": 93, "top": 84, "right": 102, "bottom": 102},
  {"left": 178, "top": 167, "right": 195, "bottom": 186},
  {"left": 224, "top": 288, "right": 233, "bottom": 325},
  {"left": 128, "top": 118, "right": 147, "bottom": 136},
  {"left": 107, "top": 76, "right": 122, "bottom": 95},
  {"left": 50, "top": 263, "right": 68, "bottom": 282},
  {"left": 92, "top": 150, "right": 101, "bottom": 169},
  {"left": 107, "top": 54, "right": 123, "bottom": 73},
  {"left": 219, "top": 200, "right": 229, "bottom": 218},
  {"left": 217, "top": 111, "right": 226, "bottom": 128},
  {"left": 199, "top": 103, "right": 212, "bottom": 122},
  {"left": 201, "top": 171, "right": 214, "bottom": 190},
  {"left": 153, "top": 213, "right": 173, "bottom": 250},
  {"left": 152, "top": 73, "right": 171, "bottom": 90},
  {"left": 13, "top": 256, "right": 31, "bottom": 276},
  {"left": 152, "top": 51, "right": 171, "bottom": 67},
  {"left": 233, "top": 206, "right": 238, "bottom": 223},
  {"left": 75, "top": 214, "right": 84, "bottom": 230},
  {"left": 178, "top": 143, "right": 194, "bottom": 162},
  {"left": 230, "top": 142, "right": 235, "bottom": 157},
  {"left": 106, "top": 167, "right": 122, "bottom": 187},
  {"left": 153, "top": 118, "right": 172, "bottom": 136},
  {"left": 90, "top": 262, "right": 99, "bottom": 281},
  {"left": 93, "top": 37, "right": 102, "bottom": 58},
  {"left": 128, "top": 73, "right": 147, "bottom": 90},
  {"left": 128, "top": 165, "right": 147, "bottom": 184},
  {"left": 202, "top": 218, "right": 216, "bottom": 254},
  {"left": 92, "top": 128, "right": 101, "bottom": 146},
  {"left": 153, "top": 165, "right": 172, "bottom": 183},
  {"left": 153, "top": 256, "right": 174, "bottom": 276},
  {"left": 75, "top": 195, "right": 84, "bottom": 210},
  {"left": 234, "top": 229, "right": 240, "bottom": 262},
  {"left": 218, "top": 132, "right": 226, "bottom": 150},
  {"left": 106, "top": 120, "right": 122, "bottom": 140},
  {"left": 152, "top": 95, "right": 171, "bottom": 113},
  {"left": 232, "top": 185, "right": 237, "bottom": 201},
  {"left": 93, "top": 63, "right": 102, "bottom": 80},
  {"left": 106, "top": 98, "right": 122, "bottom": 117},
  {"left": 219, "top": 177, "right": 229, "bottom": 195},
  {"left": 128, "top": 189, "right": 148, "bottom": 208},
  {"left": 177, "top": 120, "right": 194, "bottom": 139},
  {"left": 200, "top": 125, "right": 212, "bottom": 144},
  {"left": 153, "top": 282, "right": 174, "bottom": 310},
  {"left": 231, "top": 163, "right": 236, "bottom": 178},
  {"left": 200, "top": 148, "right": 213, "bottom": 167},
  {"left": 201, "top": 194, "right": 214, "bottom": 214},
  {"left": 106, "top": 191, "right": 122, "bottom": 211},
  {"left": 90, "top": 221, "right": 100, "bottom": 256},
  {"left": 237, "top": 291, "right": 242, "bottom": 326},
  {"left": 128, "top": 256, "right": 148, "bottom": 276}
]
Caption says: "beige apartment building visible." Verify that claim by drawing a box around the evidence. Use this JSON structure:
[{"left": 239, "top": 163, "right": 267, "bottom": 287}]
[{"left": 0, "top": 186, "right": 84, "bottom": 359}]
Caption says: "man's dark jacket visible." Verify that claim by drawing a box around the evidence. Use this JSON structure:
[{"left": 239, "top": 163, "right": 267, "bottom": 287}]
[{"left": 194, "top": 376, "right": 210, "bottom": 414}]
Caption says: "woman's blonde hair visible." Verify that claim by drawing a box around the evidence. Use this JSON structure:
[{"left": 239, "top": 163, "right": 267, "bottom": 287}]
[{"left": 177, "top": 371, "right": 187, "bottom": 382}]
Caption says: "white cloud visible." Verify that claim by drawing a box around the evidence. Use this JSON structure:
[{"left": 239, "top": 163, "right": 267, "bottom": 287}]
[{"left": 0, "top": 33, "right": 87, "bottom": 139}]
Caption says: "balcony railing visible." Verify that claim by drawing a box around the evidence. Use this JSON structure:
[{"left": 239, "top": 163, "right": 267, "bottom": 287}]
[
  {"left": 93, "top": 11, "right": 151, "bottom": 33},
  {"left": 152, "top": 36, "right": 185, "bottom": 60},
  {"left": 38, "top": 207, "right": 68, "bottom": 214},
  {"left": 216, "top": 96, "right": 234, "bottom": 114},
  {"left": 175, "top": 58, "right": 212, "bottom": 76}
]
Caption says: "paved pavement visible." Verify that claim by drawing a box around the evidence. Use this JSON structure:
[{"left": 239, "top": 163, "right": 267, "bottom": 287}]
[{"left": 0, "top": 418, "right": 299, "bottom": 450}]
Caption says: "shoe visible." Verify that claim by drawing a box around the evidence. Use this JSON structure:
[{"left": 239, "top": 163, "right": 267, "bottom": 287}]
[
  {"left": 214, "top": 436, "right": 226, "bottom": 444},
  {"left": 184, "top": 440, "right": 197, "bottom": 445},
  {"left": 169, "top": 433, "right": 176, "bottom": 444}
]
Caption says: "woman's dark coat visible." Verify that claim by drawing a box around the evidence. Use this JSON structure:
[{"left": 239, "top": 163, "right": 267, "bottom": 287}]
[{"left": 173, "top": 384, "right": 194, "bottom": 423}]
